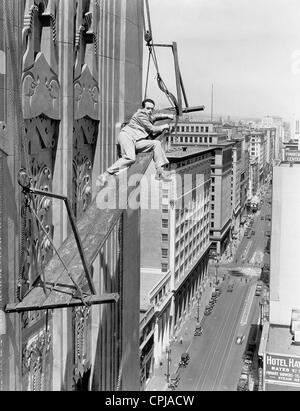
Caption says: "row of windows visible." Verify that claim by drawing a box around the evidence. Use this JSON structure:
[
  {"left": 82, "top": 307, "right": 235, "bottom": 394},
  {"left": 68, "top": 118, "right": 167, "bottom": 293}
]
[
  {"left": 174, "top": 239, "right": 209, "bottom": 280},
  {"left": 175, "top": 227, "right": 209, "bottom": 255},
  {"left": 176, "top": 211, "right": 210, "bottom": 233},
  {"left": 177, "top": 125, "right": 210, "bottom": 133},
  {"left": 177, "top": 136, "right": 213, "bottom": 144},
  {"left": 153, "top": 284, "right": 169, "bottom": 303}
]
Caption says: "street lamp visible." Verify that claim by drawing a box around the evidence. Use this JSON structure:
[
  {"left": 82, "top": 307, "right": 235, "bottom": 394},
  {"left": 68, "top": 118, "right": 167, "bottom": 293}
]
[
  {"left": 196, "top": 293, "right": 201, "bottom": 324},
  {"left": 214, "top": 257, "right": 219, "bottom": 285},
  {"left": 165, "top": 346, "right": 172, "bottom": 383}
]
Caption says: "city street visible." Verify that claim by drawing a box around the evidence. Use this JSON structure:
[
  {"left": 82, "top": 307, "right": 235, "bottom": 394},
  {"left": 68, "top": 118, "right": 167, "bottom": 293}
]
[
  {"left": 175, "top": 185, "right": 271, "bottom": 391},
  {"left": 176, "top": 276, "right": 260, "bottom": 391}
]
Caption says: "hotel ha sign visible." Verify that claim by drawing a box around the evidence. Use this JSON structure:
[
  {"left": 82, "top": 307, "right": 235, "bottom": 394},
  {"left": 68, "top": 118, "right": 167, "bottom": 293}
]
[{"left": 265, "top": 353, "right": 300, "bottom": 386}]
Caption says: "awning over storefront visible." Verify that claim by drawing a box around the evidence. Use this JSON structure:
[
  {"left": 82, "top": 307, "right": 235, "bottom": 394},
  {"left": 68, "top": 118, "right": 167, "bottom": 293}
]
[{"left": 258, "top": 321, "right": 270, "bottom": 357}]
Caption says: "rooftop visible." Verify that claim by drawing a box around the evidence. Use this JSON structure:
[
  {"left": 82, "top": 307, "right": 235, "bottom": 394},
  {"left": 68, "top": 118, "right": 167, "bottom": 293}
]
[
  {"left": 140, "top": 268, "right": 164, "bottom": 312},
  {"left": 166, "top": 145, "right": 215, "bottom": 160},
  {"left": 266, "top": 324, "right": 300, "bottom": 356}
]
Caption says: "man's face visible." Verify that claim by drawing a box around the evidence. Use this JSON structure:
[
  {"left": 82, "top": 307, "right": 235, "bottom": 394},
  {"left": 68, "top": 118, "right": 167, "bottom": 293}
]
[{"left": 144, "top": 102, "right": 155, "bottom": 114}]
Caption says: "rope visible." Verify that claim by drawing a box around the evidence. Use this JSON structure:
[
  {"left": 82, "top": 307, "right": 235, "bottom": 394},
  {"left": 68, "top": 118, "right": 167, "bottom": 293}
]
[
  {"left": 143, "top": 0, "right": 177, "bottom": 110},
  {"left": 144, "top": 51, "right": 151, "bottom": 100}
]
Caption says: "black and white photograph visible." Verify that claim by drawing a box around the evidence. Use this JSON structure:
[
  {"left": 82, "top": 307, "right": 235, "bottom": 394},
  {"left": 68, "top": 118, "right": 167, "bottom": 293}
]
[{"left": 0, "top": 0, "right": 300, "bottom": 394}]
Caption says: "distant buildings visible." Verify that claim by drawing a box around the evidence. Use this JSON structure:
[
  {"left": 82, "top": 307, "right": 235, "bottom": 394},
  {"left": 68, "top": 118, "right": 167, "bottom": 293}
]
[
  {"left": 290, "top": 113, "right": 300, "bottom": 142},
  {"left": 247, "top": 131, "right": 267, "bottom": 187},
  {"left": 260, "top": 116, "right": 284, "bottom": 161}
]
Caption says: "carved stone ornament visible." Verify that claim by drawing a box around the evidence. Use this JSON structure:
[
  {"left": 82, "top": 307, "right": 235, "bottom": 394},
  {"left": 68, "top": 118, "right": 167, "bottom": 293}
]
[
  {"left": 22, "top": 53, "right": 60, "bottom": 120},
  {"left": 23, "top": 0, "right": 59, "bottom": 73},
  {"left": 22, "top": 329, "right": 52, "bottom": 391},
  {"left": 73, "top": 152, "right": 92, "bottom": 217},
  {"left": 74, "top": 64, "right": 99, "bottom": 120},
  {"left": 74, "top": 0, "right": 100, "bottom": 80}
]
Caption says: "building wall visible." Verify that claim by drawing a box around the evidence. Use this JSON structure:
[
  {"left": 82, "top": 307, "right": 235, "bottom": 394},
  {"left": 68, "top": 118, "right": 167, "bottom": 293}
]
[
  {"left": 141, "top": 163, "right": 162, "bottom": 270},
  {"left": 269, "top": 165, "right": 300, "bottom": 325},
  {"left": 210, "top": 146, "right": 232, "bottom": 254},
  {"left": 1, "top": 0, "right": 144, "bottom": 391},
  {"left": 140, "top": 149, "right": 211, "bottom": 368}
]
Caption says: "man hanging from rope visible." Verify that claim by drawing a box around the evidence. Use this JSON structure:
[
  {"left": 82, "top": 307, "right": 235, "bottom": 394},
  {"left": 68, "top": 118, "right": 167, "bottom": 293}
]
[{"left": 96, "top": 98, "right": 174, "bottom": 187}]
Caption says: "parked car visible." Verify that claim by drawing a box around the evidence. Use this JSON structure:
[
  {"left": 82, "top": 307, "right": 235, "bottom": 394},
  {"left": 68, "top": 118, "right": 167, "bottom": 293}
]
[
  {"left": 227, "top": 283, "right": 234, "bottom": 292},
  {"left": 255, "top": 283, "right": 262, "bottom": 296},
  {"left": 194, "top": 326, "right": 203, "bottom": 336},
  {"left": 236, "top": 335, "right": 245, "bottom": 345},
  {"left": 237, "top": 374, "right": 249, "bottom": 391},
  {"left": 204, "top": 308, "right": 212, "bottom": 315}
]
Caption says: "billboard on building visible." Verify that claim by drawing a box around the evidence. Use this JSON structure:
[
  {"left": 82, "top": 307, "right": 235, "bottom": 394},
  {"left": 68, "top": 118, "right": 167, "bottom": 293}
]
[
  {"left": 285, "top": 150, "right": 300, "bottom": 162},
  {"left": 265, "top": 353, "right": 300, "bottom": 387}
]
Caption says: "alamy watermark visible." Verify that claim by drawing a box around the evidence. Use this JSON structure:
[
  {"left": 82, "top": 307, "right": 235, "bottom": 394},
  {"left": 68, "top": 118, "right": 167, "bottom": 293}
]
[{"left": 96, "top": 171, "right": 209, "bottom": 211}]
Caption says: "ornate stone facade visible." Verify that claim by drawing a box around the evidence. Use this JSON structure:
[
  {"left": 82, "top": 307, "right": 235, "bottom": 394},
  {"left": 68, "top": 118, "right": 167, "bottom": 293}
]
[{"left": 1, "top": 0, "right": 143, "bottom": 391}]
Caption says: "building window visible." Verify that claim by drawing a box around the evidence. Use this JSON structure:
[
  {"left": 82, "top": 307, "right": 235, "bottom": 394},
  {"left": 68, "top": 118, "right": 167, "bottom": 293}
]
[
  {"left": 162, "top": 189, "right": 169, "bottom": 199},
  {"left": 211, "top": 186, "right": 215, "bottom": 192},
  {"left": 211, "top": 213, "right": 214, "bottom": 219},
  {"left": 191, "top": 126, "right": 194, "bottom": 132},
  {"left": 211, "top": 195, "right": 215, "bottom": 201},
  {"left": 180, "top": 137, "right": 184, "bottom": 143},
  {"left": 201, "top": 127, "right": 204, "bottom": 132},
  {"left": 200, "top": 137, "right": 203, "bottom": 143},
  {"left": 196, "top": 126, "right": 199, "bottom": 132},
  {"left": 185, "top": 137, "right": 188, "bottom": 142},
  {"left": 181, "top": 126, "right": 184, "bottom": 132},
  {"left": 186, "top": 126, "right": 190, "bottom": 132},
  {"left": 211, "top": 204, "right": 215, "bottom": 210},
  {"left": 162, "top": 233, "right": 168, "bottom": 242},
  {"left": 162, "top": 248, "right": 168, "bottom": 258},
  {"left": 212, "top": 177, "right": 215, "bottom": 183},
  {"left": 162, "top": 207, "right": 169, "bottom": 213},
  {"left": 162, "top": 263, "right": 168, "bottom": 272},
  {"left": 209, "top": 137, "right": 212, "bottom": 143},
  {"left": 204, "top": 137, "right": 208, "bottom": 143},
  {"left": 205, "top": 127, "right": 209, "bottom": 132},
  {"left": 162, "top": 219, "right": 168, "bottom": 228},
  {"left": 211, "top": 222, "right": 214, "bottom": 228},
  {"left": 177, "top": 126, "right": 180, "bottom": 132}
]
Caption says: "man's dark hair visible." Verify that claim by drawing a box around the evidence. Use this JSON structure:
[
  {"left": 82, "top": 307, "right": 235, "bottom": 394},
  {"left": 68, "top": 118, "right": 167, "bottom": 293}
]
[{"left": 142, "top": 98, "right": 155, "bottom": 108}]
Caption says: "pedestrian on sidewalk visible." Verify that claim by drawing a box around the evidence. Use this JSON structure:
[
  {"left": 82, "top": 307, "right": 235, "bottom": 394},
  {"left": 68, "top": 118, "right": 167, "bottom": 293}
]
[{"left": 96, "top": 98, "right": 174, "bottom": 187}]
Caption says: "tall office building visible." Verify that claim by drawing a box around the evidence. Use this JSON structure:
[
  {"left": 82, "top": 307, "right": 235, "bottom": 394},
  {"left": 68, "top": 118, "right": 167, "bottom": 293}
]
[{"left": 140, "top": 147, "right": 212, "bottom": 380}]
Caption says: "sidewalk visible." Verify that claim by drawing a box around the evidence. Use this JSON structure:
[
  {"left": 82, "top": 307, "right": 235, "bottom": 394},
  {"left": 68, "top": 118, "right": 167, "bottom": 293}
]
[{"left": 145, "top": 275, "right": 224, "bottom": 391}]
